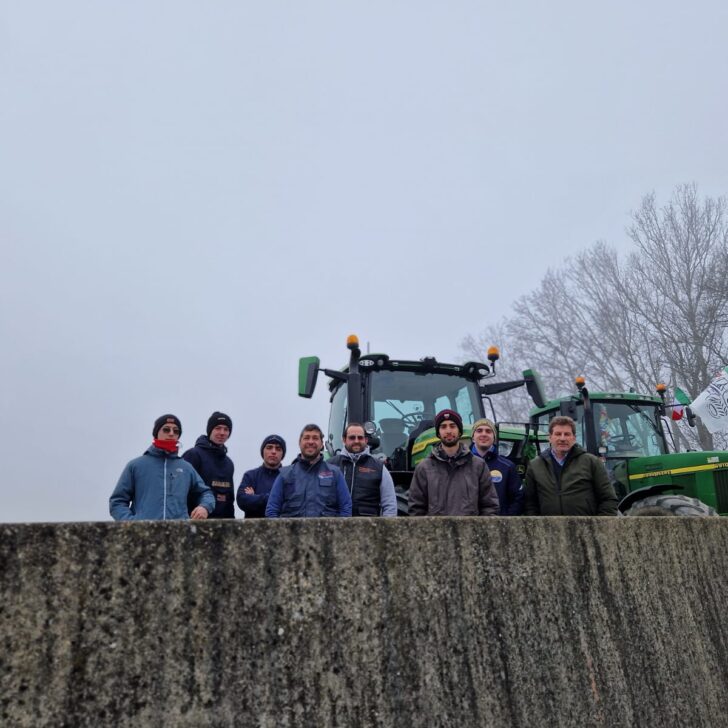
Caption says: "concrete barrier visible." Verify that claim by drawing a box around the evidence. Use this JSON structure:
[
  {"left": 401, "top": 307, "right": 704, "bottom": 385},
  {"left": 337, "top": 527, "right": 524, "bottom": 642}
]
[{"left": 2, "top": 518, "right": 728, "bottom": 727}]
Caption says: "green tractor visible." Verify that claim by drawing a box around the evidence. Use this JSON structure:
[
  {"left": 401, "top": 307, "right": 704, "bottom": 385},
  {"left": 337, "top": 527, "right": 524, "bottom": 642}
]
[
  {"left": 298, "top": 335, "right": 547, "bottom": 513},
  {"left": 529, "top": 377, "right": 728, "bottom": 514}
]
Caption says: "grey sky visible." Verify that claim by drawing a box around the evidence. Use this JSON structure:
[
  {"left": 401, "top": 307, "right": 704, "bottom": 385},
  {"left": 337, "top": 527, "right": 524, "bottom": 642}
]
[{"left": 2, "top": 1, "right": 727, "bottom": 521}]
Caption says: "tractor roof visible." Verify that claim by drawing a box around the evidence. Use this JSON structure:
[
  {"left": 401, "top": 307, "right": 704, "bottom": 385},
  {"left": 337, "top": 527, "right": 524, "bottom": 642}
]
[
  {"left": 326, "top": 354, "right": 490, "bottom": 392},
  {"left": 530, "top": 391, "right": 663, "bottom": 417}
]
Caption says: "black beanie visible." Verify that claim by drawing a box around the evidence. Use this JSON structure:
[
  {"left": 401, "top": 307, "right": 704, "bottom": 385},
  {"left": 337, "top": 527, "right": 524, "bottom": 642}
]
[
  {"left": 207, "top": 411, "right": 233, "bottom": 437},
  {"left": 153, "top": 414, "right": 182, "bottom": 438},
  {"left": 260, "top": 434, "right": 287, "bottom": 459}
]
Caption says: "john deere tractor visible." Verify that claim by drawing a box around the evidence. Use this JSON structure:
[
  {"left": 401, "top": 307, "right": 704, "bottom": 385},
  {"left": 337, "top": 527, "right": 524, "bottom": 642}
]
[
  {"left": 298, "top": 335, "right": 546, "bottom": 512},
  {"left": 529, "top": 378, "right": 728, "bottom": 514}
]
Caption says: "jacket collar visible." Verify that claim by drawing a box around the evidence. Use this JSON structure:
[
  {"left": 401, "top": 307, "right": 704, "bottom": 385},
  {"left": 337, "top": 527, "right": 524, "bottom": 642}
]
[
  {"left": 340, "top": 446, "right": 370, "bottom": 462},
  {"left": 432, "top": 442, "right": 470, "bottom": 464}
]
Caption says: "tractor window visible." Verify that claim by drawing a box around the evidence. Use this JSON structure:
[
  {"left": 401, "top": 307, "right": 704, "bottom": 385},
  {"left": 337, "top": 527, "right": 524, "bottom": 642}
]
[
  {"left": 368, "top": 370, "right": 481, "bottom": 459},
  {"left": 327, "top": 384, "right": 347, "bottom": 456},
  {"left": 533, "top": 400, "right": 666, "bottom": 459},
  {"left": 594, "top": 402, "right": 666, "bottom": 458}
]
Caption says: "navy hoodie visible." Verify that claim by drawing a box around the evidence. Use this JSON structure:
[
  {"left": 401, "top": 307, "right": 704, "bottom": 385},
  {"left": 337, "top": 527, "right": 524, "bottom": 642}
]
[{"left": 183, "top": 435, "right": 235, "bottom": 518}]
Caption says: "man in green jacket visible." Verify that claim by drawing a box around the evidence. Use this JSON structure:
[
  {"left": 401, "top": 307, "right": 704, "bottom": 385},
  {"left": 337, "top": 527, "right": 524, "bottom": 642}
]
[{"left": 524, "top": 416, "right": 618, "bottom": 516}]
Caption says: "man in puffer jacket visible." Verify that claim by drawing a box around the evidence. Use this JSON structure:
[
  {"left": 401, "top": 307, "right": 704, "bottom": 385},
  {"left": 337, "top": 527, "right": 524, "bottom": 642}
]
[
  {"left": 182, "top": 411, "right": 236, "bottom": 519},
  {"left": 408, "top": 409, "right": 499, "bottom": 516},
  {"left": 110, "top": 414, "right": 215, "bottom": 521},
  {"left": 524, "top": 416, "right": 618, "bottom": 516},
  {"left": 266, "top": 424, "right": 351, "bottom": 518}
]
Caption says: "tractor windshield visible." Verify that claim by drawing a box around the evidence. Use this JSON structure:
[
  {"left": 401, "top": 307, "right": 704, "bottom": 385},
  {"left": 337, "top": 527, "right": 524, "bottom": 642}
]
[
  {"left": 533, "top": 398, "right": 668, "bottom": 483},
  {"left": 367, "top": 370, "right": 482, "bottom": 459},
  {"left": 590, "top": 401, "right": 667, "bottom": 458}
]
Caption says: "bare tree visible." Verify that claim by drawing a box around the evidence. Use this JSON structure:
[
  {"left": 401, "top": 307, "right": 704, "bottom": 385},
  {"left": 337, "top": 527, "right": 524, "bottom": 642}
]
[
  {"left": 460, "top": 322, "right": 538, "bottom": 423},
  {"left": 462, "top": 184, "right": 728, "bottom": 450},
  {"left": 624, "top": 184, "right": 728, "bottom": 449}
]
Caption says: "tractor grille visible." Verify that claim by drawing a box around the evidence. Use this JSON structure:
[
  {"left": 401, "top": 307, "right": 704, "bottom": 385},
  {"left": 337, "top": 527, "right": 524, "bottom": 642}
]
[{"left": 714, "top": 470, "right": 728, "bottom": 513}]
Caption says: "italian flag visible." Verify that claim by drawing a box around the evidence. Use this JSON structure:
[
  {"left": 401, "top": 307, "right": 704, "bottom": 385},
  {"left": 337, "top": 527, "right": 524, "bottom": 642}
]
[{"left": 671, "top": 386, "right": 690, "bottom": 421}]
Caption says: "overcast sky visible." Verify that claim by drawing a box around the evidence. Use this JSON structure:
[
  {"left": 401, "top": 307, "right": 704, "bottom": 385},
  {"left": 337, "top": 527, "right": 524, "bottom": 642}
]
[{"left": 2, "top": 1, "right": 727, "bottom": 522}]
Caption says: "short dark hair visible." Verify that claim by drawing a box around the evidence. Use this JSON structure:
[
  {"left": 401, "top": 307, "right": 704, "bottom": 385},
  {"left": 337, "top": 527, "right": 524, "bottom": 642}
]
[
  {"left": 299, "top": 423, "right": 324, "bottom": 440},
  {"left": 343, "top": 422, "right": 365, "bottom": 438},
  {"left": 548, "top": 416, "right": 576, "bottom": 435}
]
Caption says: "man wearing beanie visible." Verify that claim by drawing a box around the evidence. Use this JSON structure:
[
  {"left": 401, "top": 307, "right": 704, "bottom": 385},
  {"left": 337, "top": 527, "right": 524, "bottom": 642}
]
[
  {"left": 236, "top": 434, "right": 287, "bottom": 518},
  {"left": 328, "top": 422, "right": 397, "bottom": 516},
  {"left": 470, "top": 418, "right": 524, "bottom": 516},
  {"left": 408, "top": 409, "right": 499, "bottom": 516},
  {"left": 182, "top": 412, "right": 236, "bottom": 519},
  {"left": 110, "top": 414, "right": 215, "bottom": 521}
]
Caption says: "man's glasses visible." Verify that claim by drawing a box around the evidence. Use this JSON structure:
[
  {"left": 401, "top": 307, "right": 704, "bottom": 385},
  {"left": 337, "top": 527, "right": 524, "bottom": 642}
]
[
  {"left": 161, "top": 426, "right": 180, "bottom": 435},
  {"left": 346, "top": 435, "right": 366, "bottom": 440}
]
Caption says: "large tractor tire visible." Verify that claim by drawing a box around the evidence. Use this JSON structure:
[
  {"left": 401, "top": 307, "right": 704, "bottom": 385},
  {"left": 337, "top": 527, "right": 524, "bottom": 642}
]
[{"left": 623, "top": 493, "right": 717, "bottom": 517}]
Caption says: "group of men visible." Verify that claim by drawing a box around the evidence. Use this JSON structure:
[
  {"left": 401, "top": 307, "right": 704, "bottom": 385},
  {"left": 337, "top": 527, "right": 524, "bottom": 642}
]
[
  {"left": 109, "top": 414, "right": 395, "bottom": 521},
  {"left": 408, "top": 409, "right": 616, "bottom": 517},
  {"left": 109, "top": 407, "right": 618, "bottom": 521}
]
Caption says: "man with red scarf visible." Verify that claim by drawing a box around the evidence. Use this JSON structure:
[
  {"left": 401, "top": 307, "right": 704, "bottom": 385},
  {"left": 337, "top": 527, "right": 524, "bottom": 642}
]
[{"left": 110, "top": 414, "right": 215, "bottom": 521}]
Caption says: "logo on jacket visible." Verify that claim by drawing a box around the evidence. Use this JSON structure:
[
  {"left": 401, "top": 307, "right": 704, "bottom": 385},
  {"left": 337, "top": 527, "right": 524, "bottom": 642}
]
[
  {"left": 319, "top": 470, "right": 333, "bottom": 478},
  {"left": 490, "top": 469, "right": 503, "bottom": 483}
]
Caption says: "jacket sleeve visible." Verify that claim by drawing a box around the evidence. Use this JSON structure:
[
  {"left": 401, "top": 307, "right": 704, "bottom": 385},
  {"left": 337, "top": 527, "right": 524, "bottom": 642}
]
[
  {"left": 592, "top": 457, "right": 619, "bottom": 515},
  {"left": 504, "top": 464, "right": 525, "bottom": 516},
  {"left": 236, "top": 471, "right": 268, "bottom": 517},
  {"left": 408, "top": 465, "right": 427, "bottom": 516},
  {"left": 335, "top": 470, "right": 352, "bottom": 517},
  {"left": 109, "top": 463, "right": 136, "bottom": 521},
  {"left": 265, "top": 474, "right": 284, "bottom": 518},
  {"left": 379, "top": 466, "right": 398, "bottom": 517},
  {"left": 523, "top": 463, "right": 540, "bottom": 515},
  {"left": 189, "top": 468, "right": 215, "bottom": 514},
  {"left": 478, "top": 463, "right": 500, "bottom": 516}
]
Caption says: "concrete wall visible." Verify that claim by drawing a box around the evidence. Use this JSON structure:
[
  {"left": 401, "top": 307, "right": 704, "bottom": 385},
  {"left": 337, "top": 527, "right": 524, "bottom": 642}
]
[{"left": 2, "top": 518, "right": 728, "bottom": 727}]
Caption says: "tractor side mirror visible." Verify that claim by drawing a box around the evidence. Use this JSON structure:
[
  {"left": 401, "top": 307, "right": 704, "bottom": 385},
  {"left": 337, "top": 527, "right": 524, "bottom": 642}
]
[
  {"left": 523, "top": 368, "right": 547, "bottom": 408},
  {"left": 686, "top": 406, "right": 697, "bottom": 428},
  {"left": 298, "top": 356, "right": 320, "bottom": 398}
]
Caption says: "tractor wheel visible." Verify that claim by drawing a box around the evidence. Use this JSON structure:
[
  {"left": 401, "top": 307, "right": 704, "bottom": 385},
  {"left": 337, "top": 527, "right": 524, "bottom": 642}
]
[{"left": 624, "top": 494, "right": 717, "bottom": 517}]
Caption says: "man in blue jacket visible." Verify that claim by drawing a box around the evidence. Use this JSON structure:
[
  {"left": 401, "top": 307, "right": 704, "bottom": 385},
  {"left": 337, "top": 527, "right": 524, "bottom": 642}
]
[
  {"left": 110, "top": 414, "right": 215, "bottom": 521},
  {"left": 470, "top": 418, "right": 524, "bottom": 515},
  {"left": 237, "top": 434, "right": 286, "bottom": 518},
  {"left": 182, "top": 411, "right": 236, "bottom": 519},
  {"left": 266, "top": 424, "right": 352, "bottom": 518}
]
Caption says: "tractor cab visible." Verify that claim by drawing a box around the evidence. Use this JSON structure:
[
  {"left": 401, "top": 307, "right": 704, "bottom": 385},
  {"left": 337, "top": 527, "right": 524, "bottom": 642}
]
[
  {"left": 529, "top": 377, "right": 728, "bottom": 512},
  {"left": 299, "top": 336, "right": 546, "bottom": 498},
  {"left": 530, "top": 386, "right": 669, "bottom": 496}
]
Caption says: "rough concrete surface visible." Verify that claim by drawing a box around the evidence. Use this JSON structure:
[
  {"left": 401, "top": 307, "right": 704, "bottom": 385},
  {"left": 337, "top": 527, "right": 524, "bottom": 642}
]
[{"left": 2, "top": 518, "right": 728, "bottom": 727}]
